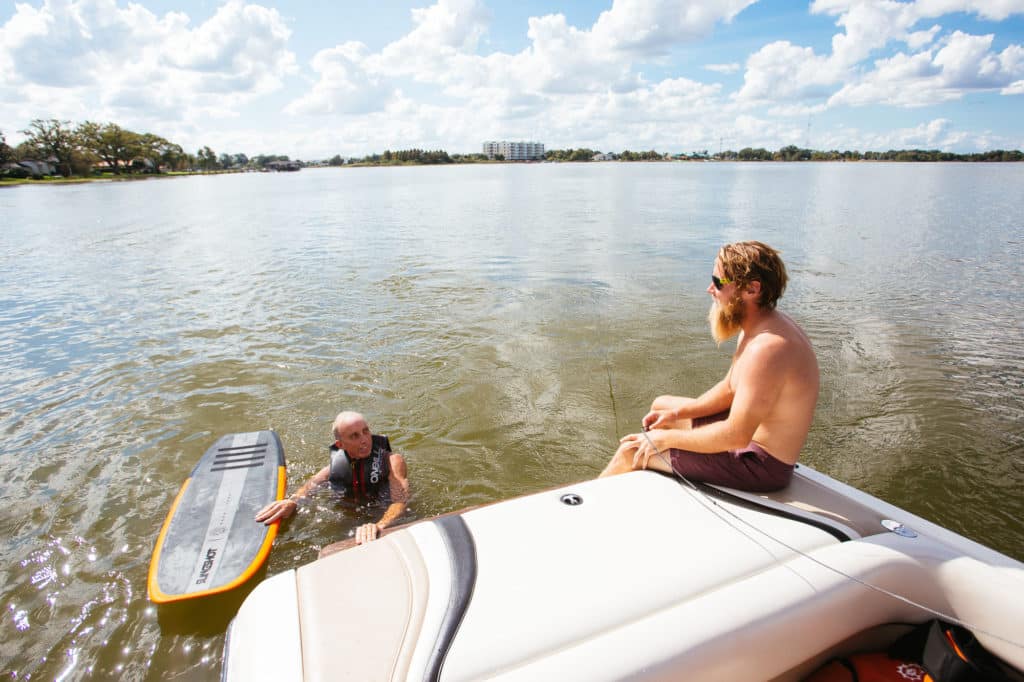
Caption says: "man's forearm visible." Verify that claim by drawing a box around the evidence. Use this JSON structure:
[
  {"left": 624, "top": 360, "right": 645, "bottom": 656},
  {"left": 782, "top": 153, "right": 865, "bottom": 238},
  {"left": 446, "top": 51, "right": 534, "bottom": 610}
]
[
  {"left": 662, "top": 419, "right": 751, "bottom": 454},
  {"left": 289, "top": 482, "right": 313, "bottom": 501},
  {"left": 680, "top": 379, "right": 733, "bottom": 419},
  {"left": 375, "top": 501, "right": 407, "bottom": 530},
  {"left": 290, "top": 467, "right": 330, "bottom": 502}
]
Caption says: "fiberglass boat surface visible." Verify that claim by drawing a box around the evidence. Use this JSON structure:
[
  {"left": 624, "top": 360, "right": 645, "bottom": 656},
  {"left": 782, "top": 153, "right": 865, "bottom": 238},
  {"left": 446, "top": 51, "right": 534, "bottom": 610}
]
[{"left": 222, "top": 465, "right": 1024, "bottom": 681}]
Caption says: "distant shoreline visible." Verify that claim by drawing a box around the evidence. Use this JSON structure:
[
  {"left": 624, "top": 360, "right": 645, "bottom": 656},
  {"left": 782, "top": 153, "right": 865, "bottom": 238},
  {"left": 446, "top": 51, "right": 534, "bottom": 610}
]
[
  {"left": 6, "top": 118, "right": 1019, "bottom": 187},
  {"left": 0, "top": 169, "right": 243, "bottom": 187},
  {"left": 4, "top": 157, "right": 1022, "bottom": 187}
]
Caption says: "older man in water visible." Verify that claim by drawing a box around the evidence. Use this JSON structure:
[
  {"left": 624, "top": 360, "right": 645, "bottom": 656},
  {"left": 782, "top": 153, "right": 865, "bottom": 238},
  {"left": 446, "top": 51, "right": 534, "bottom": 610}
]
[
  {"left": 600, "top": 241, "right": 819, "bottom": 492},
  {"left": 255, "top": 411, "right": 410, "bottom": 546}
]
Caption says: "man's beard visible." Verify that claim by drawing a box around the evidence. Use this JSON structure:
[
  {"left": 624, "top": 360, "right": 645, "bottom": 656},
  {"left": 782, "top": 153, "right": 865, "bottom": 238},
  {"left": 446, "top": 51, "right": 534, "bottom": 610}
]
[{"left": 708, "top": 293, "right": 745, "bottom": 344}]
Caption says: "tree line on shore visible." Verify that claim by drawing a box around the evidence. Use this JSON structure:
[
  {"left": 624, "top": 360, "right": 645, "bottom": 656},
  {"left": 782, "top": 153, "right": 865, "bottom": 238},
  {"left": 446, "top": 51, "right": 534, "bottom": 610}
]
[
  {"left": 350, "top": 148, "right": 668, "bottom": 164},
  {"left": 546, "top": 145, "right": 1022, "bottom": 162},
  {"left": 3, "top": 118, "right": 1022, "bottom": 180},
  {"left": 723, "top": 145, "right": 1023, "bottom": 162},
  {"left": 0, "top": 119, "right": 295, "bottom": 179},
  {"left": 349, "top": 145, "right": 1024, "bottom": 165}
]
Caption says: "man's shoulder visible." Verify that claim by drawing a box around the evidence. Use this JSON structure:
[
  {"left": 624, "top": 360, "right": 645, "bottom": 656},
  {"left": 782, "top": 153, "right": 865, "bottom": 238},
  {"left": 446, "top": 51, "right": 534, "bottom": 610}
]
[
  {"left": 740, "top": 317, "right": 814, "bottom": 369},
  {"left": 743, "top": 325, "right": 789, "bottom": 353},
  {"left": 752, "top": 313, "right": 812, "bottom": 349},
  {"left": 736, "top": 333, "right": 787, "bottom": 373},
  {"left": 388, "top": 452, "right": 409, "bottom": 481}
]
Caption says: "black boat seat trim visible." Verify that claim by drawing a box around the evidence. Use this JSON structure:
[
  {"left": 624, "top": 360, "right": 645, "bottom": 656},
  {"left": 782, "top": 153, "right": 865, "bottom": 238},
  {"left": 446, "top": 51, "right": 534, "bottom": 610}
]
[
  {"left": 689, "top": 480, "right": 855, "bottom": 543},
  {"left": 424, "top": 515, "right": 477, "bottom": 682}
]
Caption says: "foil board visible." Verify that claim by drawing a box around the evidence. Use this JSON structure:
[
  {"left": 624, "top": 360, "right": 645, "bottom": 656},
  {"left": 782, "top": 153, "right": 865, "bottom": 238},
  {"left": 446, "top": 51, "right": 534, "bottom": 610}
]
[{"left": 148, "top": 431, "right": 286, "bottom": 604}]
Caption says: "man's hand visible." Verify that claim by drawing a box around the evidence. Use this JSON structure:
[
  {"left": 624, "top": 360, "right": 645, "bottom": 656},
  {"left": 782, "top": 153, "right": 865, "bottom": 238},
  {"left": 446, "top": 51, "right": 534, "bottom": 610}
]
[
  {"left": 642, "top": 406, "right": 681, "bottom": 430},
  {"left": 254, "top": 499, "right": 297, "bottom": 525},
  {"left": 620, "top": 429, "right": 672, "bottom": 470},
  {"left": 355, "top": 522, "right": 381, "bottom": 545}
]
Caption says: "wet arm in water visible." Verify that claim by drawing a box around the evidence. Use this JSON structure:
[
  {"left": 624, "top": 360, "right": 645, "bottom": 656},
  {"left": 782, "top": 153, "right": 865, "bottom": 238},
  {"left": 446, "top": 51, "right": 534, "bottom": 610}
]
[
  {"left": 254, "top": 466, "right": 330, "bottom": 524},
  {"left": 356, "top": 453, "right": 410, "bottom": 544}
]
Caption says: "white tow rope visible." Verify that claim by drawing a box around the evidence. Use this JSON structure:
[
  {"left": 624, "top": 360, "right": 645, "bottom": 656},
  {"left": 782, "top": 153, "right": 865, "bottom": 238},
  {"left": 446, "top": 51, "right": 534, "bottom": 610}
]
[{"left": 638, "top": 428, "right": 1024, "bottom": 651}]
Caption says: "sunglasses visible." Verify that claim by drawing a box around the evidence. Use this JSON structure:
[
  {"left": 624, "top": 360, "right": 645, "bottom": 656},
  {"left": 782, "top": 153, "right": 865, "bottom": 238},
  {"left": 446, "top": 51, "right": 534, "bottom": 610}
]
[{"left": 711, "top": 274, "right": 733, "bottom": 290}]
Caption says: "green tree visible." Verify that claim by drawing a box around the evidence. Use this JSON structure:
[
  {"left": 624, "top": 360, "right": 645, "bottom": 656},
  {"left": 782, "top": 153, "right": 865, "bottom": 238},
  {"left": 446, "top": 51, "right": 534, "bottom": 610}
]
[
  {"left": 255, "top": 154, "right": 289, "bottom": 167},
  {"left": 773, "top": 145, "right": 812, "bottom": 161},
  {"left": 20, "top": 119, "right": 79, "bottom": 176},
  {"left": 197, "top": 146, "right": 219, "bottom": 171},
  {"left": 328, "top": 154, "right": 344, "bottom": 166},
  {"left": 0, "top": 129, "right": 13, "bottom": 164},
  {"left": 134, "top": 133, "right": 180, "bottom": 172},
  {"left": 738, "top": 147, "right": 771, "bottom": 161},
  {"left": 77, "top": 121, "right": 140, "bottom": 173}
]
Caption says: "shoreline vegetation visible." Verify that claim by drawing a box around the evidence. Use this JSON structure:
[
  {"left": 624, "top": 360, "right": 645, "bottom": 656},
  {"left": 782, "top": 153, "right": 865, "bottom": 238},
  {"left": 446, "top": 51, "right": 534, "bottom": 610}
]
[
  {"left": 345, "top": 146, "right": 1024, "bottom": 165},
  {"left": 3, "top": 118, "right": 1022, "bottom": 186}
]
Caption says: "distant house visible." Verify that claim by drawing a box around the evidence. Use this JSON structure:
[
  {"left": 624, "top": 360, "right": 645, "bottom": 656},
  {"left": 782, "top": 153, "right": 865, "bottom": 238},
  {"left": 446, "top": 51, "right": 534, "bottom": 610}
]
[
  {"left": 92, "top": 158, "right": 158, "bottom": 173},
  {"left": 0, "top": 162, "right": 27, "bottom": 178},
  {"left": 592, "top": 153, "right": 615, "bottom": 161},
  {"left": 2, "top": 159, "right": 58, "bottom": 177},
  {"left": 265, "top": 160, "right": 301, "bottom": 171}
]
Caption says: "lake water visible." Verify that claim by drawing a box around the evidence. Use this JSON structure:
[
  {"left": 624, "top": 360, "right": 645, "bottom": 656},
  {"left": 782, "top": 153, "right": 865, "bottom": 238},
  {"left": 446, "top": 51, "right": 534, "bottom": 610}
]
[{"left": 1, "top": 162, "right": 1022, "bottom": 679}]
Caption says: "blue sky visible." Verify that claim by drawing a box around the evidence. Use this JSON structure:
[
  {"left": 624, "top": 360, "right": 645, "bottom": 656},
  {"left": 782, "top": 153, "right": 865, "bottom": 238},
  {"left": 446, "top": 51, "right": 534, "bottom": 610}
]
[{"left": 1, "top": 0, "right": 1022, "bottom": 158}]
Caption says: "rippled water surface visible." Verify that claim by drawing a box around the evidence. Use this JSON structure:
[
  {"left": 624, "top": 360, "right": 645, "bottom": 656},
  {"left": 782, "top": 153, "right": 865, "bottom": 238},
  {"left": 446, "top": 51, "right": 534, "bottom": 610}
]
[{"left": 1, "top": 163, "right": 1022, "bottom": 679}]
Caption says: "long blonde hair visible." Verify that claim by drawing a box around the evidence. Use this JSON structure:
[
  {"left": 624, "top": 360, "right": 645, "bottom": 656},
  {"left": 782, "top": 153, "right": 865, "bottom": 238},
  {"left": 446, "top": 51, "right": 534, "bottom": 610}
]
[{"left": 718, "top": 241, "right": 788, "bottom": 310}]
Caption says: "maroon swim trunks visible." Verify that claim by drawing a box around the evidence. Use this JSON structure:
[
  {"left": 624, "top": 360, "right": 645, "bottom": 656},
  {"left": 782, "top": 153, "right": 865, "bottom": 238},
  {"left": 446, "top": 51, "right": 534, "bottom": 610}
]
[{"left": 667, "top": 411, "right": 794, "bottom": 492}]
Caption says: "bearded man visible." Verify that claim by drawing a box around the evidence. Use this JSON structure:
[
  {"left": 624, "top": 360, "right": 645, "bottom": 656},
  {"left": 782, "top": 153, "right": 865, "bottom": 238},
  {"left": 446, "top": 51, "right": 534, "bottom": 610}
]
[{"left": 599, "top": 241, "right": 819, "bottom": 492}]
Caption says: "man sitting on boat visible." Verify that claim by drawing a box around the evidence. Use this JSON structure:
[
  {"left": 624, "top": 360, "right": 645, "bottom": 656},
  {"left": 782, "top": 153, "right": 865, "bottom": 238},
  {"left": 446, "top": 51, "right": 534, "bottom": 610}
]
[
  {"left": 600, "top": 240, "right": 819, "bottom": 492},
  {"left": 255, "top": 411, "right": 410, "bottom": 545}
]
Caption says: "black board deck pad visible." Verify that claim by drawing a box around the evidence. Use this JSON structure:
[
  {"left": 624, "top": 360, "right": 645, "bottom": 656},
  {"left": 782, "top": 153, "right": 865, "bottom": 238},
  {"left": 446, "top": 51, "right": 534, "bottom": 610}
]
[{"left": 148, "top": 431, "right": 286, "bottom": 604}]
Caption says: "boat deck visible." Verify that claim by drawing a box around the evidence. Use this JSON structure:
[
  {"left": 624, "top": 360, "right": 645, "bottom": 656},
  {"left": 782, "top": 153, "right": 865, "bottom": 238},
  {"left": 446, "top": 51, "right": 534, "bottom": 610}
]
[{"left": 224, "top": 467, "right": 1024, "bottom": 681}]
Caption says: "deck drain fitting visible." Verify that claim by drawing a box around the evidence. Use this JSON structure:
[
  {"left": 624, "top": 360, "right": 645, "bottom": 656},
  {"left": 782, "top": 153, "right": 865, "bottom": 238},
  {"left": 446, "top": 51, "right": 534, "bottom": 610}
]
[
  {"left": 881, "top": 519, "right": 918, "bottom": 538},
  {"left": 560, "top": 493, "right": 583, "bottom": 506}
]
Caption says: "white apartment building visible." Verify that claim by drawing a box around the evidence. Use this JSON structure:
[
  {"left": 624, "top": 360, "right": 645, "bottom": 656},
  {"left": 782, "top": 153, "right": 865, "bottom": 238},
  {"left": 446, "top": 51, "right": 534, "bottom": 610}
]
[{"left": 482, "top": 141, "right": 545, "bottom": 160}]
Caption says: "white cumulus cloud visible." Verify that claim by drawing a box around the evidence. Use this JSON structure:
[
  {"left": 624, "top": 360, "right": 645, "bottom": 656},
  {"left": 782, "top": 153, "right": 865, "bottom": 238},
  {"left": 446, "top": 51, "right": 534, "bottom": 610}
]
[
  {"left": 0, "top": 0, "right": 296, "bottom": 143},
  {"left": 829, "top": 31, "right": 1024, "bottom": 107},
  {"left": 734, "top": 0, "right": 1024, "bottom": 113},
  {"left": 588, "top": 0, "right": 756, "bottom": 54},
  {"left": 284, "top": 43, "right": 392, "bottom": 116},
  {"left": 735, "top": 41, "right": 841, "bottom": 104},
  {"left": 3, "top": 0, "right": 1022, "bottom": 158},
  {"left": 282, "top": 0, "right": 755, "bottom": 153}
]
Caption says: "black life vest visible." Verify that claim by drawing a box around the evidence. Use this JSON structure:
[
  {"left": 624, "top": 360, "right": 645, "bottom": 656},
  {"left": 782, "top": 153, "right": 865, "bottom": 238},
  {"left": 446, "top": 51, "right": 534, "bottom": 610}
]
[
  {"left": 329, "top": 434, "right": 392, "bottom": 500},
  {"left": 806, "top": 620, "right": 1012, "bottom": 682}
]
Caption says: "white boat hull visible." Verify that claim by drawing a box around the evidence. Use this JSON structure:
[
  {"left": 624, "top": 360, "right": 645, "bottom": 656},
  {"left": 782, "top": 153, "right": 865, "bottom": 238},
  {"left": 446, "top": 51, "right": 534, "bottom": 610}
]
[{"left": 223, "top": 465, "right": 1024, "bottom": 681}]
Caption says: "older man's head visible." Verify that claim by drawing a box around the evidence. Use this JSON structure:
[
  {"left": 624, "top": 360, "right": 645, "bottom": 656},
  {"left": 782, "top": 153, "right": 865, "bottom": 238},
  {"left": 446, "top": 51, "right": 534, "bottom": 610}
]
[{"left": 332, "top": 411, "right": 373, "bottom": 458}]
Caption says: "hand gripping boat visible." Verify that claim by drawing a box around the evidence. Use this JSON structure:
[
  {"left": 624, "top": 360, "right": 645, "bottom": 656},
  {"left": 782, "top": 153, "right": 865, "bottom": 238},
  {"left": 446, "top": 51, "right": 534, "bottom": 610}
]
[{"left": 222, "top": 465, "right": 1024, "bottom": 681}]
